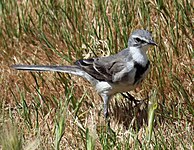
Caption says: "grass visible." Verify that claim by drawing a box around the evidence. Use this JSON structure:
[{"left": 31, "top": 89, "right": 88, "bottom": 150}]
[{"left": 0, "top": 0, "right": 193, "bottom": 149}]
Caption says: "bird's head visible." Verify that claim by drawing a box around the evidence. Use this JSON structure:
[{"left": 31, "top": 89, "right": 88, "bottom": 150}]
[{"left": 128, "top": 29, "right": 157, "bottom": 51}]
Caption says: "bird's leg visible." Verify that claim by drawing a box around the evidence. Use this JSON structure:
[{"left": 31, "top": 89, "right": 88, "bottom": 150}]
[
  {"left": 121, "top": 92, "right": 141, "bottom": 106},
  {"left": 101, "top": 94, "right": 111, "bottom": 126},
  {"left": 101, "top": 94, "right": 116, "bottom": 135},
  {"left": 102, "top": 94, "right": 110, "bottom": 119},
  {"left": 121, "top": 92, "right": 149, "bottom": 108}
]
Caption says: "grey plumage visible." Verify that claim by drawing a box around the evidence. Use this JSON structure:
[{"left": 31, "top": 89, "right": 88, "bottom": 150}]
[{"left": 12, "top": 29, "right": 157, "bottom": 119}]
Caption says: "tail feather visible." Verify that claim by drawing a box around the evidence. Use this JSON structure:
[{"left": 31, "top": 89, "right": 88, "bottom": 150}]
[
  {"left": 11, "top": 65, "right": 98, "bottom": 85},
  {"left": 12, "top": 64, "right": 79, "bottom": 73}
]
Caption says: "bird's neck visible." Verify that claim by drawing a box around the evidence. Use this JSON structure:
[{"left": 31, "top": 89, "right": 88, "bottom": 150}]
[{"left": 129, "top": 46, "right": 148, "bottom": 66}]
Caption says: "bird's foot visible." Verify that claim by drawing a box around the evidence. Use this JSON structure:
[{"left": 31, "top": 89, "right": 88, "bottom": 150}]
[{"left": 121, "top": 92, "right": 148, "bottom": 106}]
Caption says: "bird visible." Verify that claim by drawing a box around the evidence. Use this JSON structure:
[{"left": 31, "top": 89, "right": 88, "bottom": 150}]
[{"left": 12, "top": 29, "right": 157, "bottom": 119}]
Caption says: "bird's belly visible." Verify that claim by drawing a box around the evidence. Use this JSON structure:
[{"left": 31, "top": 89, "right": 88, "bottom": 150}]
[
  {"left": 95, "top": 66, "right": 150, "bottom": 95},
  {"left": 95, "top": 80, "right": 136, "bottom": 96},
  {"left": 107, "top": 69, "right": 149, "bottom": 95}
]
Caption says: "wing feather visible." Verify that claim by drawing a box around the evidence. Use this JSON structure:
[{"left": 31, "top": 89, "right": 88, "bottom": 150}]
[{"left": 75, "top": 51, "right": 134, "bottom": 83}]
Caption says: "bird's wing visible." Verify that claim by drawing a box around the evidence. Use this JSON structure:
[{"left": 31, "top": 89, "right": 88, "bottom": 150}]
[
  {"left": 75, "top": 58, "right": 112, "bottom": 81},
  {"left": 75, "top": 52, "right": 134, "bottom": 82}
]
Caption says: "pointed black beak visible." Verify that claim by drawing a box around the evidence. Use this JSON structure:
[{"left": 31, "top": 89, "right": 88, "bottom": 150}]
[{"left": 149, "top": 40, "right": 157, "bottom": 46}]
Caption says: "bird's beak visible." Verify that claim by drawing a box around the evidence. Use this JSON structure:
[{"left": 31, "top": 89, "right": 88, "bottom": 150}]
[{"left": 149, "top": 40, "right": 157, "bottom": 46}]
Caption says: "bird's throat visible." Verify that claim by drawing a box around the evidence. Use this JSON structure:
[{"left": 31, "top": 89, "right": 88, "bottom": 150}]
[{"left": 129, "top": 47, "right": 148, "bottom": 66}]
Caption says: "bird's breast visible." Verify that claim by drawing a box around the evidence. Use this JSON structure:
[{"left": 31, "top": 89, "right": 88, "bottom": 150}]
[
  {"left": 95, "top": 61, "right": 150, "bottom": 95},
  {"left": 133, "top": 60, "right": 150, "bottom": 85}
]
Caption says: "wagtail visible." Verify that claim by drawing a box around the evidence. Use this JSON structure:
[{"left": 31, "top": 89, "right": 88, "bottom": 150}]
[{"left": 12, "top": 29, "right": 157, "bottom": 119}]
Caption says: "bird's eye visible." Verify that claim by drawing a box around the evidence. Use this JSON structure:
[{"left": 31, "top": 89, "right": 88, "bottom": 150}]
[
  {"left": 135, "top": 38, "right": 141, "bottom": 42},
  {"left": 135, "top": 38, "right": 145, "bottom": 43}
]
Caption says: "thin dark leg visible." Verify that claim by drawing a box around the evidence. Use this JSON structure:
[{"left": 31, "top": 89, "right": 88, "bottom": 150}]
[
  {"left": 100, "top": 94, "right": 109, "bottom": 118},
  {"left": 121, "top": 92, "right": 149, "bottom": 108},
  {"left": 101, "top": 94, "right": 116, "bottom": 135},
  {"left": 121, "top": 92, "right": 141, "bottom": 106},
  {"left": 100, "top": 94, "right": 111, "bottom": 129}
]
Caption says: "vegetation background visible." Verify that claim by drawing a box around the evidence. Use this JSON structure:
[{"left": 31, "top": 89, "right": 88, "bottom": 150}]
[{"left": 0, "top": 0, "right": 193, "bottom": 149}]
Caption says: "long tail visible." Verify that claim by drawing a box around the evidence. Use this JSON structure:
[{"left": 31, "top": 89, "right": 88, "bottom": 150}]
[{"left": 11, "top": 65, "right": 98, "bottom": 85}]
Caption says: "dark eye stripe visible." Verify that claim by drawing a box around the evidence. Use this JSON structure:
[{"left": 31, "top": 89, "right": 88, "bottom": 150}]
[{"left": 135, "top": 38, "right": 146, "bottom": 43}]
